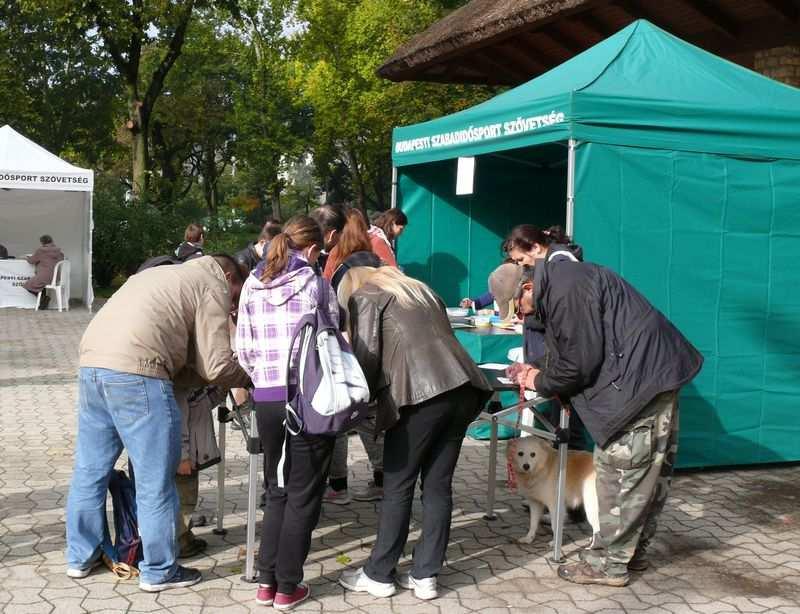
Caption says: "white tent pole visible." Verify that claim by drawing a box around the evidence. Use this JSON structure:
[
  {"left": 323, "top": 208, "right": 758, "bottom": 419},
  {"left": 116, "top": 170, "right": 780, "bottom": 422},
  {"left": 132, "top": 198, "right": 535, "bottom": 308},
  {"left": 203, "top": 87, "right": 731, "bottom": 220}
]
[
  {"left": 390, "top": 165, "right": 398, "bottom": 209},
  {"left": 87, "top": 191, "right": 94, "bottom": 310},
  {"left": 566, "top": 139, "right": 576, "bottom": 237}
]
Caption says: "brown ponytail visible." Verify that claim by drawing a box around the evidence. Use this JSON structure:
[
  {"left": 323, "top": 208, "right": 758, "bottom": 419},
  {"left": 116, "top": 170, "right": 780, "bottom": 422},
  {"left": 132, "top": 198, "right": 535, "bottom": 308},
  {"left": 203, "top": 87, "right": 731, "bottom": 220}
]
[
  {"left": 337, "top": 208, "right": 372, "bottom": 260},
  {"left": 260, "top": 215, "right": 323, "bottom": 282}
]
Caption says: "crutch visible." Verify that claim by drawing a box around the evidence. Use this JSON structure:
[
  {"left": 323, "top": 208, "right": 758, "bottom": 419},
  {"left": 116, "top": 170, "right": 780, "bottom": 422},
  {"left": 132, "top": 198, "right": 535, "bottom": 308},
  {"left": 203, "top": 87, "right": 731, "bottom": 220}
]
[
  {"left": 222, "top": 391, "right": 261, "bottom": 582},
  {"left": 550, "top": 404, "right": 571, "bottom": 563},
  {"left": 239, "top": 399, "right": 260, "bottom": 583},
  {"left": 212, "top": 395, "right": 233, "bottom": 537}
]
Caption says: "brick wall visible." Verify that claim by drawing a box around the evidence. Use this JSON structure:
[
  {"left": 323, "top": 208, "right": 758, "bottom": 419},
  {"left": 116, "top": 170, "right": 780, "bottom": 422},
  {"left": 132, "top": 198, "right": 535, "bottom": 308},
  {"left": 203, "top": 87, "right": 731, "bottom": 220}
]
[{"left": 754, "top": 46, "right": 800, "bottom": 87}]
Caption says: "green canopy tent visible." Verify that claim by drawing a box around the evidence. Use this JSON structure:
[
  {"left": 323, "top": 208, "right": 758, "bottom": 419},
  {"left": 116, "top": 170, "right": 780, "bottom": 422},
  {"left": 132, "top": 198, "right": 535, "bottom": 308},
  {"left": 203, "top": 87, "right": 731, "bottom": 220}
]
[{"left": 391, "top": 20, "right": 800, "bottom": 468}]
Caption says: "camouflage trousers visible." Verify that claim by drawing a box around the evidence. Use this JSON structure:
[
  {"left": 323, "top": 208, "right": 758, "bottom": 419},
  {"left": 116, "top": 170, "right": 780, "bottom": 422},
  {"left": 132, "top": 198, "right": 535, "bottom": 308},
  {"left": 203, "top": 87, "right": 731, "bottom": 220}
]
[{"left": 581, "top": 390, "right": 680, "bottom": 576}]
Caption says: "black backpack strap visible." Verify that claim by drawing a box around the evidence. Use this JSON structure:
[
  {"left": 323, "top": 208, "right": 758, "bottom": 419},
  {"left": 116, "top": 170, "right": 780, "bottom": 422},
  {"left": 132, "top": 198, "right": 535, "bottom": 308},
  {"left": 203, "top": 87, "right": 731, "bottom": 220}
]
[
  {"left": 316, "top": 275, "right": 330, "bottom": 317},
  {"left": 284, "top": 313, "right": 314, "bottom": 436},
  {"left": 331, "top": 263, "right": 349, "bottom": 292}
]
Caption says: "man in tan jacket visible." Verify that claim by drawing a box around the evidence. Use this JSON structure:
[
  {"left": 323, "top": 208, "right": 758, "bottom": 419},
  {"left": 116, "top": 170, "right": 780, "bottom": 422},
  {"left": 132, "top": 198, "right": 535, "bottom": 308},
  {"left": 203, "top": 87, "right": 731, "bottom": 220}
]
[{"left": 65, "top": 255, "right": 250, "bottom": 592}]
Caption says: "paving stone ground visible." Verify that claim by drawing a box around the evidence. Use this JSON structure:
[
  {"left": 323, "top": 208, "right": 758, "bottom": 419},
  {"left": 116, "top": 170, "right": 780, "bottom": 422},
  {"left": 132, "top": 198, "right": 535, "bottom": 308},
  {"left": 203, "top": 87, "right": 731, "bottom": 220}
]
[{"left": 1, "top": 306, "right": 799, "bottom": 614}]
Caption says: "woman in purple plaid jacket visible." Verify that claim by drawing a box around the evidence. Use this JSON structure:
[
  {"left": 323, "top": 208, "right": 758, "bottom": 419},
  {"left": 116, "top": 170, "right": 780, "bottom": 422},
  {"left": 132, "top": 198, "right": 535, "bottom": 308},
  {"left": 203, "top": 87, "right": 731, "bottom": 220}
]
[{"left": 236, "top": 215, "right": 339, "bottom": 610}]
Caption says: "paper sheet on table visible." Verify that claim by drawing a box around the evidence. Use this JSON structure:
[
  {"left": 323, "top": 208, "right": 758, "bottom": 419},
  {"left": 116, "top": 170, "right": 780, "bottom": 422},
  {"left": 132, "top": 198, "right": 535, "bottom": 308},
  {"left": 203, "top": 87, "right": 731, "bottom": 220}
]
[{"left": 479, "top": 363, "right": 509, "bottom": 370}]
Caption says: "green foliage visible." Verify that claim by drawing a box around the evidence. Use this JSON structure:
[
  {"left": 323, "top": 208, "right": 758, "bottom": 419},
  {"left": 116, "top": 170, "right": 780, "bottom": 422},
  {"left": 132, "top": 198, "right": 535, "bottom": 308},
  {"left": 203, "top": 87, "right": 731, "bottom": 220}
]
[
  {"left": 3, "top": 0, "right": 494, "bottom": 288},
  {"left": 149, "top": 14, "right": 243, "bottom": 209},
  {"left": 294, "top": 0, "right": 493, "bottom": 210},
  {"left": 0, "top": 2, "right": 123, "bottom": 167},
  {"left": 92, "top": 174, "right": 201, "bottom": 286},
  {"left": 232, "top": 0, "right": 310, "bottom": 220}
]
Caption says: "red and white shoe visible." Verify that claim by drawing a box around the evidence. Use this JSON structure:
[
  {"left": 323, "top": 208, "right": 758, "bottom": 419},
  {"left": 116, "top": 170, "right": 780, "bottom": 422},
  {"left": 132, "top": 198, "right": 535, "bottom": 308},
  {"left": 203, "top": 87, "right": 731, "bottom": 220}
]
[
  {"left": 255, "top": 584, "right": 276, "bottom": 605},
  {"left": 273, "top": 584, "right": 310, "bottom": 611}
]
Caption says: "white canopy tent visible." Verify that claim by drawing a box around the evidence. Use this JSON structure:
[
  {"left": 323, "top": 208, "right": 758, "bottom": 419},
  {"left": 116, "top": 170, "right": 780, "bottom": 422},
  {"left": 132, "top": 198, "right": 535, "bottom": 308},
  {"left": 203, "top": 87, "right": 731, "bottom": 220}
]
[{"left": 0, "top": 125, "right": 94, "bottom": 308}]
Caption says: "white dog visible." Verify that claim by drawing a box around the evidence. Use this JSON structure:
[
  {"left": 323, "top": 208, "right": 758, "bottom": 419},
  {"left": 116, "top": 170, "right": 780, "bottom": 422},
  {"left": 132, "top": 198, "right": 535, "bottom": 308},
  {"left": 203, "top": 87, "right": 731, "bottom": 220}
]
[{"left": 507, "top": 437, "right": 600, "bottom": 544}]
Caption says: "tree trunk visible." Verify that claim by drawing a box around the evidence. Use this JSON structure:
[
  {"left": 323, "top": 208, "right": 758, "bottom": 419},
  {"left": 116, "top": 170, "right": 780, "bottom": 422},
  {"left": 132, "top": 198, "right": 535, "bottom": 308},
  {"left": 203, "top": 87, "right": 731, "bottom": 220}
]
[
  {"left": 268, "top": 165, "right": 282, "bottom": 220},
  {"left": 201, "top": 144, "right": 220, "bottom": 214},
  {"left": 128, "top": 94, "right": 149, "bottom": 199},
  {"left": 346, "top": 145, "right": 368, "bottom": 215}
]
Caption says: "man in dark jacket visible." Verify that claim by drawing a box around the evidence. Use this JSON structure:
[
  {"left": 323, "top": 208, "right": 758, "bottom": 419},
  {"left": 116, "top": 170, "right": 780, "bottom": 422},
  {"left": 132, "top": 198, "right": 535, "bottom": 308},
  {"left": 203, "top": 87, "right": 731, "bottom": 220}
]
[
  {"left": 234, "top": 219, "right": 281, "bottom": 272},
  {"left": 512, "top": 258, "right": 702, "bottom": 587},
  {"left": 175, "top": 223, "right": 206, "bottom": 261}
]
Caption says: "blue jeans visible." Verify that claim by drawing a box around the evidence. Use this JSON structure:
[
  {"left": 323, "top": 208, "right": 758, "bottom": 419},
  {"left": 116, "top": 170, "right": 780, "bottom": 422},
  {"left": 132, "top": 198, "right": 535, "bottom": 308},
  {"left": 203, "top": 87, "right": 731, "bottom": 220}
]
[{"left": 65, "top": 368, "right": 182, "bottom": 584}]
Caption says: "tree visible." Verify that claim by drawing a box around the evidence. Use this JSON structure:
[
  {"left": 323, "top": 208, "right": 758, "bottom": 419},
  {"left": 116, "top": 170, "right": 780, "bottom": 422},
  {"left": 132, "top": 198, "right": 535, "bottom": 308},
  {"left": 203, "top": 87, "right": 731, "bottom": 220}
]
[
  {"left": 0, "top": 3, "right": 122, "bottom": 167},
  {"left": 148, "top": 14, "right": 242, "bottom": 211},
  {"left": 232, "top": 0, "right": 311, "bottom": 221},
  {"left": 294, "top": 0, "right": 492, "bottom": 211},
  {"left": 24, "top": 0, "right": 240, "bottom": 197}
]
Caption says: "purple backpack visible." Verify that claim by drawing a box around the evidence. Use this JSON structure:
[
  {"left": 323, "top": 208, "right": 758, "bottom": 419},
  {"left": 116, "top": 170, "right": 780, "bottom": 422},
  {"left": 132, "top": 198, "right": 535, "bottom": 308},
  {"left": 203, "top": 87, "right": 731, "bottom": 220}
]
[{"left": 284, "top": 277, "right": 371, "bottom": 436}]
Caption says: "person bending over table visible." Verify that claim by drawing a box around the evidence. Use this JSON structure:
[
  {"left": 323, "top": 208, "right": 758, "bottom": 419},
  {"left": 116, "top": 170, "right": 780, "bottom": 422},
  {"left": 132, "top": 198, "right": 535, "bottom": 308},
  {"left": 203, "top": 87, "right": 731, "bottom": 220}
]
[
  {"left": 23, "top": 234, "right": 64, "bottom": 309},
  {"left": 510, "top": 254, "right": 702, "bottom": 587},
  {"left": 506, "top": 224, "right": 590, "bottom": 449},
  {"left": 236, "top": 215, "right": 339, "bottom": 610},
  {"left": 322, "top": 207, "right": 387, "bottom": 504},
  {"left": 337, "top": 266, "right": 491, "bottom": 601},
  {"left": 67, "top": 254, "right": 250, "bottom": 592}
]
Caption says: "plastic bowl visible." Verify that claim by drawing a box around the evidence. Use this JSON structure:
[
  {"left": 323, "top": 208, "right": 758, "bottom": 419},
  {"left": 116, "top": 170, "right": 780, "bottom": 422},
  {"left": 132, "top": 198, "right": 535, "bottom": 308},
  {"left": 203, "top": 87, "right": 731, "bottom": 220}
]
[
  {"left": 473, "top": 315, "right": 492, "bottom": 328},
  {"left": 446, "top": 307, "right": 470, "bottom": 318}
]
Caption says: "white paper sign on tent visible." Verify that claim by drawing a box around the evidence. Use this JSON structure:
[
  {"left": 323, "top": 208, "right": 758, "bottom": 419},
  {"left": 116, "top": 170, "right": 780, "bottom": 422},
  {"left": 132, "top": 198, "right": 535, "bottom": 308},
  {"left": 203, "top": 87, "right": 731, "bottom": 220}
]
[{"left": 456, "top": 156, "right": 475, "bottom": 195}]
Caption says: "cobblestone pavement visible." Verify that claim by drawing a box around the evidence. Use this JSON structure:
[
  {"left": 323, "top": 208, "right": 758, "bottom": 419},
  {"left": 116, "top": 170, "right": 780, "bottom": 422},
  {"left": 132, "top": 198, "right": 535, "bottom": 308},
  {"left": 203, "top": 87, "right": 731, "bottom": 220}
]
[{"left": 2, "top": 306, "right": 799, "bottom": 614}]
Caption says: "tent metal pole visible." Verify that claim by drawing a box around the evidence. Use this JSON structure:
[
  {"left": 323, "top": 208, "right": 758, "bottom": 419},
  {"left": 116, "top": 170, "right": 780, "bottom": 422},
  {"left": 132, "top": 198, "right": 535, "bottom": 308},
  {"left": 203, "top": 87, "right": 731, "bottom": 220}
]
[
  {"left": 242, "top": 404, "right": 260, "bottom": 583},
  {"left": 566, "top": 139, "right": 576, "bottom": 237},
  {"left": 87, "top": 191, "right": 94, "bottom": 311},
  {"left": 390, "top": 166, "right": 398, "bottom": 209}
]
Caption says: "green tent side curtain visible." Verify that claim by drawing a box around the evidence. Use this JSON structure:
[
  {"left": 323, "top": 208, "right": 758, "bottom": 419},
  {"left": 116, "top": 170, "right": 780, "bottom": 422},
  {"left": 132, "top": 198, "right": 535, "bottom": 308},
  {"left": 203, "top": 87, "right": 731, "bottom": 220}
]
[{"left": 391, "top": 20, "right": 800, "bottom": 167}]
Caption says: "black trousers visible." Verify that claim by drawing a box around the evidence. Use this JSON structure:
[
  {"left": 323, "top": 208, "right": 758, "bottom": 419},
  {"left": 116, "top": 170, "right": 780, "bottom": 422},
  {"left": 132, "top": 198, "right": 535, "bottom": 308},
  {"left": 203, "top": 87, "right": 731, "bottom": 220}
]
[
  {"left": 255, "top": 401, "right": 335, "bottom": 594},
  {"left": 364, "top": 385, "right": 480, "bottom": 583}
]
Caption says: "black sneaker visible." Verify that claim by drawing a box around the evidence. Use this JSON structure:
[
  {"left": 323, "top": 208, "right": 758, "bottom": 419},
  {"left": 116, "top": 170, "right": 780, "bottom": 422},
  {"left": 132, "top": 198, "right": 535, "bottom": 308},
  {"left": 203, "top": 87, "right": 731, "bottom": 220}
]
[
  {"left": 139, "top": 566, "right": 202, "bottom": 592},
  {"left": 628, "top": 548, "right": 649, "bottom": 572}
]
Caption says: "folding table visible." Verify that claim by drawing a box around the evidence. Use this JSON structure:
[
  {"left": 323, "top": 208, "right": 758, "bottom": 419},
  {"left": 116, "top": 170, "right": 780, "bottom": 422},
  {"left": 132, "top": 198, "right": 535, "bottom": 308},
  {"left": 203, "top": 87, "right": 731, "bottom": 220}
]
[{"left": 473, "top": 366, "right": 571, "bottom": 563}]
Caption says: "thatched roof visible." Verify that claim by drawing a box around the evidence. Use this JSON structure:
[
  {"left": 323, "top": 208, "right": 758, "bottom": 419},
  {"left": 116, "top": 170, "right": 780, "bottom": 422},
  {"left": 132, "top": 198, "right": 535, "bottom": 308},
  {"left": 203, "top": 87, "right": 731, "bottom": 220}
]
[
  {"left": 378, "top": 0, "right": 800, "bottom": 86},
  {"left": 379, "top": 0, "right": 589, "bottom": 82}
]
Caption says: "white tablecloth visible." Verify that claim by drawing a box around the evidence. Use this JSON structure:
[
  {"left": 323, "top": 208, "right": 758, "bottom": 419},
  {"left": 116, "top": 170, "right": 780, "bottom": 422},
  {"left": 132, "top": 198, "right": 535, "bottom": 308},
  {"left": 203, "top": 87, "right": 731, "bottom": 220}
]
[{"left": 0, "top": 259, "right": 38, "bottom": 309}]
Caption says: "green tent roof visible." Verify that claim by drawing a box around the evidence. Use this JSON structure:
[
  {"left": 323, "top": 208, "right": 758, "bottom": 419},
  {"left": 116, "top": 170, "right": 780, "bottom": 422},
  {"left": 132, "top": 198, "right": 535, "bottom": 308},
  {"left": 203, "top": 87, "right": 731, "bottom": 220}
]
[{"left": 392, "top": 20, "right": 800, "bottom": 167}]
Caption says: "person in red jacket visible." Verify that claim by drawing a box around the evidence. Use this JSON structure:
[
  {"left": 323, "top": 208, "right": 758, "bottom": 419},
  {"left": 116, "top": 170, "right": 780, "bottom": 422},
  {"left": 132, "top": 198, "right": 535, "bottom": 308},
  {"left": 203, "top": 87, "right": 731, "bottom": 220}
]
[{"left": 368, "top": 209, "right": 407, "bottom": 267}]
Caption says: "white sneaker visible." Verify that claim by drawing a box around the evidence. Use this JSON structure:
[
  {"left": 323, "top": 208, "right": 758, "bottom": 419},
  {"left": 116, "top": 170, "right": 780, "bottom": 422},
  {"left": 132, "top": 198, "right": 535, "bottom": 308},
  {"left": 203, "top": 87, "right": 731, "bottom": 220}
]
[
  {"left": 324, "top": 486, "right": 351, "bottom": 505},
  {"left": 66, "top": 559, "right": 102, "bottom": 579},
  {"left": 351, "top": 481, "right": 383, "bottom": 502},
  {"left": 397, "top": 573, "right": 438, "bottom": 600},
  {"left": 339, "top": 567, "right": 396, "bottom": 597}
]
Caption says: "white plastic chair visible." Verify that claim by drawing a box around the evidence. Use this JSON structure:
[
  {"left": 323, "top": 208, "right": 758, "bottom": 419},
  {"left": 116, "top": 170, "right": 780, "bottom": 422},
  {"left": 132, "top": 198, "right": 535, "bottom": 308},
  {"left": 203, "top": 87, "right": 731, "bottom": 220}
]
[{"left": 36, "top": 259, "right": 70, "bottom": 312}]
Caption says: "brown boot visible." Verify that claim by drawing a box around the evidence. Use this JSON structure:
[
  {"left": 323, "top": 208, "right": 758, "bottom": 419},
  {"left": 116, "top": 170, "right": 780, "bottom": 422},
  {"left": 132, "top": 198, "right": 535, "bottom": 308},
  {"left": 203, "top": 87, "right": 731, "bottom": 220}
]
[
  {"left": 557, "top": 561, "right": 630, "bottom": 587},
  {"left": 178, "top": 537, "right": 207, "bottom": 559}
]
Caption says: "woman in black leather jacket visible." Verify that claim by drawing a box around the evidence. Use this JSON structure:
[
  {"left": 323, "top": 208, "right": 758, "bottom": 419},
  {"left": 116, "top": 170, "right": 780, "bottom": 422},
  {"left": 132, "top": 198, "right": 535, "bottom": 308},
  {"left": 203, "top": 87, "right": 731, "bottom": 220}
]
[{"left": 336, "top": 266, "right": 491, "bottom": 601}]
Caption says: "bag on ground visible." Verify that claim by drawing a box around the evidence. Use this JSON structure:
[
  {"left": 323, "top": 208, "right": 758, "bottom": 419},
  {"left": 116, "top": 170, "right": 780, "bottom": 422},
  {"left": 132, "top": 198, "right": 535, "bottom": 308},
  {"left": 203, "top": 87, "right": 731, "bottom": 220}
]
[{"left": 104, "top": 469, "right": 143, "bottom": 578}]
